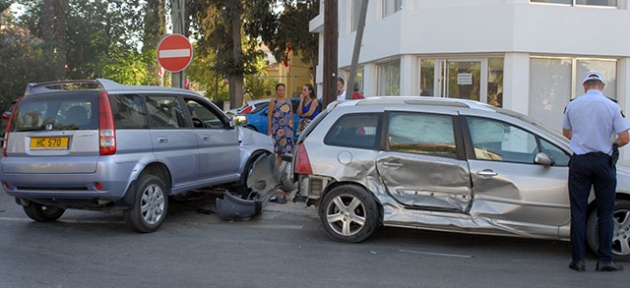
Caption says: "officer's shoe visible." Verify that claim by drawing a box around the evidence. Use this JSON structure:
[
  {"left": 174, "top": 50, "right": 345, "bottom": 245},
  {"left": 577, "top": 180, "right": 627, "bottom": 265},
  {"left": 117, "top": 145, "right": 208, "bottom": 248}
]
[
  {"left": 569, "top": 260, "right": 586, "bottom": 272},
  {"left": 595, "top": 261, "right": 623, "bottom": 272}
]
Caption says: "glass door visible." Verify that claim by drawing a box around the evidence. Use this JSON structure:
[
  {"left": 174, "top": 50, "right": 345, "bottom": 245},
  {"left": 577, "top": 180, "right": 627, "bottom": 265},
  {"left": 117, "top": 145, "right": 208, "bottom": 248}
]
[{"left": 437, "top": 60, "right": 481, "bottom": 101}]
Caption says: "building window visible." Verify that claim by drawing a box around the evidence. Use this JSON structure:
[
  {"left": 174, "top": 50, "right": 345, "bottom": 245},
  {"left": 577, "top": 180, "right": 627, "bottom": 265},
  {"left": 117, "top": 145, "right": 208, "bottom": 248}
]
[
  {"left": 575, "top": 59, "right": 617, "bottom": 100},
  {"left": 529, "top": 57, "right": 617, "bottom": 129},
  {"left": 340, "top": 67, "right": 365, "bottom": 95},
  {"left": 419, "top": 59, "right": 435, "bottom": 96},
  {"left": 378, "top": 60, "right": 400, "bottom": 96},
  {"left": 382, "top": 0, "right": 402, "bottom": 18},
  {"left": 530, "top": 0, "right": 617, "bottom": 6},
  {"left": 488, "top": 58, "right": 504, "bottom": 108}
]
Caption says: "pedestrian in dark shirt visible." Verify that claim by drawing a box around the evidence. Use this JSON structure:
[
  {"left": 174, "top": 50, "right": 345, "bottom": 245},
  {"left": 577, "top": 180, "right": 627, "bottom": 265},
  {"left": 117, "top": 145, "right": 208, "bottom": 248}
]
[{"left": 562, "top": 71, "right": 630, "bottom": 272}]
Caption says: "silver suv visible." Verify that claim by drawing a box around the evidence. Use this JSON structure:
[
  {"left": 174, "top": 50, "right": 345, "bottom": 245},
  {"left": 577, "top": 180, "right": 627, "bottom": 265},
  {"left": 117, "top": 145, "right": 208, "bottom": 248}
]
[
  {"left": 292, "top": 96, "right": 630, "bottom": 256},
  {"left": 0, "top": 79, "right": 273, "bottom": 232}
]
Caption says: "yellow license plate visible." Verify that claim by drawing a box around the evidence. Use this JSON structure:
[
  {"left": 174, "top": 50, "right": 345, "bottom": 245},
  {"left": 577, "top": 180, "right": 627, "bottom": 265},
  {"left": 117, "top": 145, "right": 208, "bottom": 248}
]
[{"left": 30, "top": 137, "right": 69, "bottom": 149}]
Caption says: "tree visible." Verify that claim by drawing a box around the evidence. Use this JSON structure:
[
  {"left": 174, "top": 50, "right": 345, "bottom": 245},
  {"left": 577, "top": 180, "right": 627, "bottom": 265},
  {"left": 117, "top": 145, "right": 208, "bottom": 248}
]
[
  {"left": 0, "top": 28, "right": 60, "bottom": 111},
  {"left": 187, "top": 0, "right": 319, "bottom": 109},
  {"left": 143, "top": 0, "right": 166, "bottom": 85},
  {"left": 246, "top": 0, "right": 319, "bottom": 83},
  {"left": 188, "top": 0, "right": 264, "bottom": 109},
  {"left": 17, "top": 0, "right": 145, "bottom": 81}
]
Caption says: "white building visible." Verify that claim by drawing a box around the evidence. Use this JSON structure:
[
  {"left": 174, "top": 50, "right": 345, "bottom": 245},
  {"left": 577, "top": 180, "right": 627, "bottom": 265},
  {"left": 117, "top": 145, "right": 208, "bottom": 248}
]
[{"left": 310, "top": 0, "right": 630, "bottom": 135}]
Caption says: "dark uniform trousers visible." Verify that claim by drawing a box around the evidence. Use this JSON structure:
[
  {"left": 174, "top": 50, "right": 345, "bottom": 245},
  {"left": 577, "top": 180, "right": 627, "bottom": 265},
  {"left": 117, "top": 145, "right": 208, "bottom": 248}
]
[{"left": 568, "top": 152, "right": 616, "bottom": 262}]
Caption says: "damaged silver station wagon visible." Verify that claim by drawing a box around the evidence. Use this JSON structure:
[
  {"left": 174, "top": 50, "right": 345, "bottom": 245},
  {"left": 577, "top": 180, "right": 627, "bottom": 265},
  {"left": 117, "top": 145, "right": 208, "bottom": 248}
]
[{"left": 292, "top": 96, "right": 630, "bottom": 256}]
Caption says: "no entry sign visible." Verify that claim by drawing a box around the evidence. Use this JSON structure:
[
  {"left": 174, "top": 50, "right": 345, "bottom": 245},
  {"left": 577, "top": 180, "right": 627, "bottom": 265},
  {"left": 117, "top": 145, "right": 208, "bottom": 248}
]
[{"left": 157, "top": 34, "right": 193, "bottom": 73}]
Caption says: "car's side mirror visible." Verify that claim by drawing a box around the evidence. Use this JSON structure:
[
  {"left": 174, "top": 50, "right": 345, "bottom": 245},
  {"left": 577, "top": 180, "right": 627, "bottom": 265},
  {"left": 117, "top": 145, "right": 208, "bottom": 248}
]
[
  {"left": 534, "top": 152, "right": 554, "bottom": 166},
  {"left": 231, "top": 115, "right": 246, "bottom": 127}
]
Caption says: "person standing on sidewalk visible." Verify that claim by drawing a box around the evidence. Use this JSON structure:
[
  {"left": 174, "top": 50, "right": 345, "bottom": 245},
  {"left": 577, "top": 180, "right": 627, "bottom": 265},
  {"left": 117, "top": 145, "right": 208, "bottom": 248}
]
[
  {"left": 336, "top": 77, "right": 346, "bottom": 101},
  {"left": 267, "top": 83, "right": 294, "bottom": 166},
  {"left": 297, "top": 83, "right": 318, "bottom": 135},
  {"left": 351, "top": 82, "right": 365, "bottom": 99},
  {"left": 562, "top": 71, "right": 630, "bottom": 272}
]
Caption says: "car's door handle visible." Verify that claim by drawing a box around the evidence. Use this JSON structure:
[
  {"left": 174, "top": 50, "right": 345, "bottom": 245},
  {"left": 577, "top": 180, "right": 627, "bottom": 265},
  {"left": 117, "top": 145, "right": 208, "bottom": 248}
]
[
  {"left": 383, "top": 162, "right": 404, "bottom": 168},
  {"left": 158, "top": 137, "right": 168, "bottom": 143},
  {"left": 477, "top": 169, "right": 498, "bottom": 177},
  {"left": 201, "top": 136, "right": 210, "bottom": 141}
]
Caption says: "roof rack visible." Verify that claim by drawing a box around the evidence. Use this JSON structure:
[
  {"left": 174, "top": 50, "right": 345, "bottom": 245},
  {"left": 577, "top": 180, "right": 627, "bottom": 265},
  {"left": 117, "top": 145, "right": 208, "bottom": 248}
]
[
  {"left": 24, "top": 79, "right": 126, "bottom": 95},
  {"left": 354, "top": 96, "right": 495, "bottom": 112}
]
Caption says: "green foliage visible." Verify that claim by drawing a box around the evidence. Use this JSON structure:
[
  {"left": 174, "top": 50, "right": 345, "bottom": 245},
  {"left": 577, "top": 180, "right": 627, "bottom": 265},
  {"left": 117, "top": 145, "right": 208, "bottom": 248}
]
[
  {"left": 244, "top": 74, "right": 278, "bottom": 100},
  {"left": 0, "top": 0, "right": 12, "bottom": 13},
  {"left": 100, "top": 46, "right": 153, "bottom": 85},
  {"left": 245, "top": 0, "right": 319, "bottom": 66},
  {"left": 243, "top": 53, "right": 277, "bottom": 100},
  {"left": 16, "top": 0, "right": 145, "bottom": 79},
  {"left": 0, "top": 29, "right": 60, "bottom": 111}
]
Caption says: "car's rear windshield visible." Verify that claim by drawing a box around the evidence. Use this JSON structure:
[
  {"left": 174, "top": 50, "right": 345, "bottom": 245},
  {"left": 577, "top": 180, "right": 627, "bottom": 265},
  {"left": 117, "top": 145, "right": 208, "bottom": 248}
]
[{"left": 11, "top": 92, "right": 100, "bottom": 132}]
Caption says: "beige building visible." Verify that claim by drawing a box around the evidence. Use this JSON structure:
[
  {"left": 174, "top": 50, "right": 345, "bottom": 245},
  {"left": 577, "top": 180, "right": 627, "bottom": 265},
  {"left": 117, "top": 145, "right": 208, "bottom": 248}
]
[{"left": 260, "top": 45, "right": 314, "bottom": 99}]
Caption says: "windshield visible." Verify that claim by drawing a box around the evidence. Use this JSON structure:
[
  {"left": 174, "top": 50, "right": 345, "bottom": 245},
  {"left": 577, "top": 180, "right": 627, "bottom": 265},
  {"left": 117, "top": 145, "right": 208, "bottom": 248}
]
[{"left": 249, "top": 102, "right": 270, "bottom": 114}]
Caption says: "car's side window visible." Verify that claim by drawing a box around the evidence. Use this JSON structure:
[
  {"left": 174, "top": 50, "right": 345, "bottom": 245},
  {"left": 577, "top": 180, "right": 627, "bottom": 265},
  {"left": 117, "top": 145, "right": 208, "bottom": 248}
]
[
  {"left": 387, "top": 112, "right": 457, "bottom": 158},
  {"left": 324, "top": 113, "right": 381, "bottom": 149},
  {"left": 184, "top": 98, "right": 225, "bottom": 129},
  {"left": 539, "top": 138, "right": 570, "bottom": 166},
  {"left": 467, "top": 117, "right": 538, "bottom": 164},
  {"left": 146, "top": 95, "right": 187, "bottom": 129},
  {"left": 111, "top": 94, "right": 147, "bottom": 129}
]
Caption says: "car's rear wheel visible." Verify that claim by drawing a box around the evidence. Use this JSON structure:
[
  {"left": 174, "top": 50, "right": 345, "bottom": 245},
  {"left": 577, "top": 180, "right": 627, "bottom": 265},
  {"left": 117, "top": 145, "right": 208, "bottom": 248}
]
[
  {"left": 318, "top": 185, "right": 379, "bottom": 243},
  {"left": 23, "top": 202, "right": 65, "bottom": 222},
  {"left": 124, "top": 174, "right": 168, "bottom": 233},
  {"left": 586, "top": 199, "right": 630, "bottom": 257}
]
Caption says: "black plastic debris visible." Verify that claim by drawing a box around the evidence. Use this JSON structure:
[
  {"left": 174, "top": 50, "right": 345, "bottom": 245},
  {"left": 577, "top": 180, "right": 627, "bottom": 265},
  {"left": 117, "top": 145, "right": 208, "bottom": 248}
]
[{"left": 215, "top": 154, "right": 296, "bottom": 221}]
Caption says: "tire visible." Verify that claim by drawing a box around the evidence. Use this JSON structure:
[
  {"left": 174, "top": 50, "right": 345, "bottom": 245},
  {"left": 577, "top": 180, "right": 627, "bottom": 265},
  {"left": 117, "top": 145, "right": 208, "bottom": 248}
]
[
  {"left": 586, "top": 199, "right": 630, "bottom": 257},
  {"left": 318, "top": 185, "right": 379, "bottom": 243},
  {"left": 23, "top": 202, "right": 65, "bottom": 222},
  {"left": 124, "top": 174, "right": 169, "bottom": 233},
  {"left": 236, "top": 151, "right": 270, "bottom": 199}
]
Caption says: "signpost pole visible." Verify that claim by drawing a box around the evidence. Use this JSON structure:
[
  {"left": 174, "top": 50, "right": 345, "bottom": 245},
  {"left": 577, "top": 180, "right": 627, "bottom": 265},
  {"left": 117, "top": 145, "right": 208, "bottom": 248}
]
[{"left": 171, "top": 0, "right": 185, "bottom": 88}]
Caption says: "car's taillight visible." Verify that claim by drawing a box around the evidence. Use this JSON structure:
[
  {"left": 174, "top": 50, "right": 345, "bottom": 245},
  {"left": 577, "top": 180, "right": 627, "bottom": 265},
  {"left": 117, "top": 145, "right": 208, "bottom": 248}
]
[
  {"left": 3, "top": 97, "right": 22, "bottom": 157},
  {"left": 98, "top": 91, "right": 116, "bottom": 155},
  {"left": 294, "top": 143, "right": 313, "bottom": 175}
]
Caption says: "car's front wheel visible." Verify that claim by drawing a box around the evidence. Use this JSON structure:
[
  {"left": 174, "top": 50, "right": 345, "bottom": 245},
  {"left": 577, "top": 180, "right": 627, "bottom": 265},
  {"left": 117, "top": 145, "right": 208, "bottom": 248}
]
[
  {"left": 124, "top": 174, "right": 169, "bottom": 233},
  {"left": 586, "top": 199, "right": 630, "bottom": 257},
  {"left": 318, "top": 185, "right": 379, "bottom": 243},
  {"left": 23, "top": 202, "right": 65, "bottom": 222}
]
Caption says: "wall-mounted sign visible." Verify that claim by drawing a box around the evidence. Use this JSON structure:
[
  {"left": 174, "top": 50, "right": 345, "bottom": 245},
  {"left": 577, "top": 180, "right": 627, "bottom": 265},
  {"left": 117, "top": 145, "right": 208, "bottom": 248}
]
[{"left": 457, "top": 73, "right": 472, "bottom": 85}]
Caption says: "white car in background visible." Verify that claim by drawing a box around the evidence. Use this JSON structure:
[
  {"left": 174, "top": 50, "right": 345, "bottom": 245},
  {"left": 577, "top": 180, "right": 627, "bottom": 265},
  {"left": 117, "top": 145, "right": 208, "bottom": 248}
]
[{"left": 226, "top": 99, "right": 270, "bottom": 116}]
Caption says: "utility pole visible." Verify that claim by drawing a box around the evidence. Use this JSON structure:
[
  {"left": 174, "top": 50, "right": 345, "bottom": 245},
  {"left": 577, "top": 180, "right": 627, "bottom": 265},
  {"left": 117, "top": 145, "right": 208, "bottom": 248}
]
[
  {"left": 171, "top": 0, "right": 185, "bottom": 88},
  {"left": 322, "top": 0, "right": 338, "bottom": 108},
  {"left": 346, "top": 0, "right": 368, "bottom": 99}
]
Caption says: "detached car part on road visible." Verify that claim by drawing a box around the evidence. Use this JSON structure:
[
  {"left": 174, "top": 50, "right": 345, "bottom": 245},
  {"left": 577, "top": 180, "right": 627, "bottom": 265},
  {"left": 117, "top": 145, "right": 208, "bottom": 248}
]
[
  {"left": 292, "top": 96, "right": 630, "bottom": 257},
  {"left": 0, "top": 79, "right": 273, "bottom": 232}
]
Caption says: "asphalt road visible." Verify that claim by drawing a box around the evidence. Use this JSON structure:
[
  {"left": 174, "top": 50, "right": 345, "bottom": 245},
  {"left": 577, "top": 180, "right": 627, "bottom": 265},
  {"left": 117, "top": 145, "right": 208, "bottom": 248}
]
[{"left": 0, "top": 191, "right": 628, "bottom": 288}]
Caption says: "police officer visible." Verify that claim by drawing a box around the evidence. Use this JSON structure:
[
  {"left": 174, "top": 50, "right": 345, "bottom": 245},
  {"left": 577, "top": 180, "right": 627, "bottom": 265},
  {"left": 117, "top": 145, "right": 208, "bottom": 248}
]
[{"left": 562, "top": 71, "right": 630, "bottom": 272}]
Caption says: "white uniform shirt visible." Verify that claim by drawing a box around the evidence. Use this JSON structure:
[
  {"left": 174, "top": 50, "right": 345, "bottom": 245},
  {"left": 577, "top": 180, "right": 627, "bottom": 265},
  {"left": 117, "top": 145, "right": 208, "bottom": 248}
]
[{"left": 562, "top": 89, "right": 630, "bottom": 155}]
